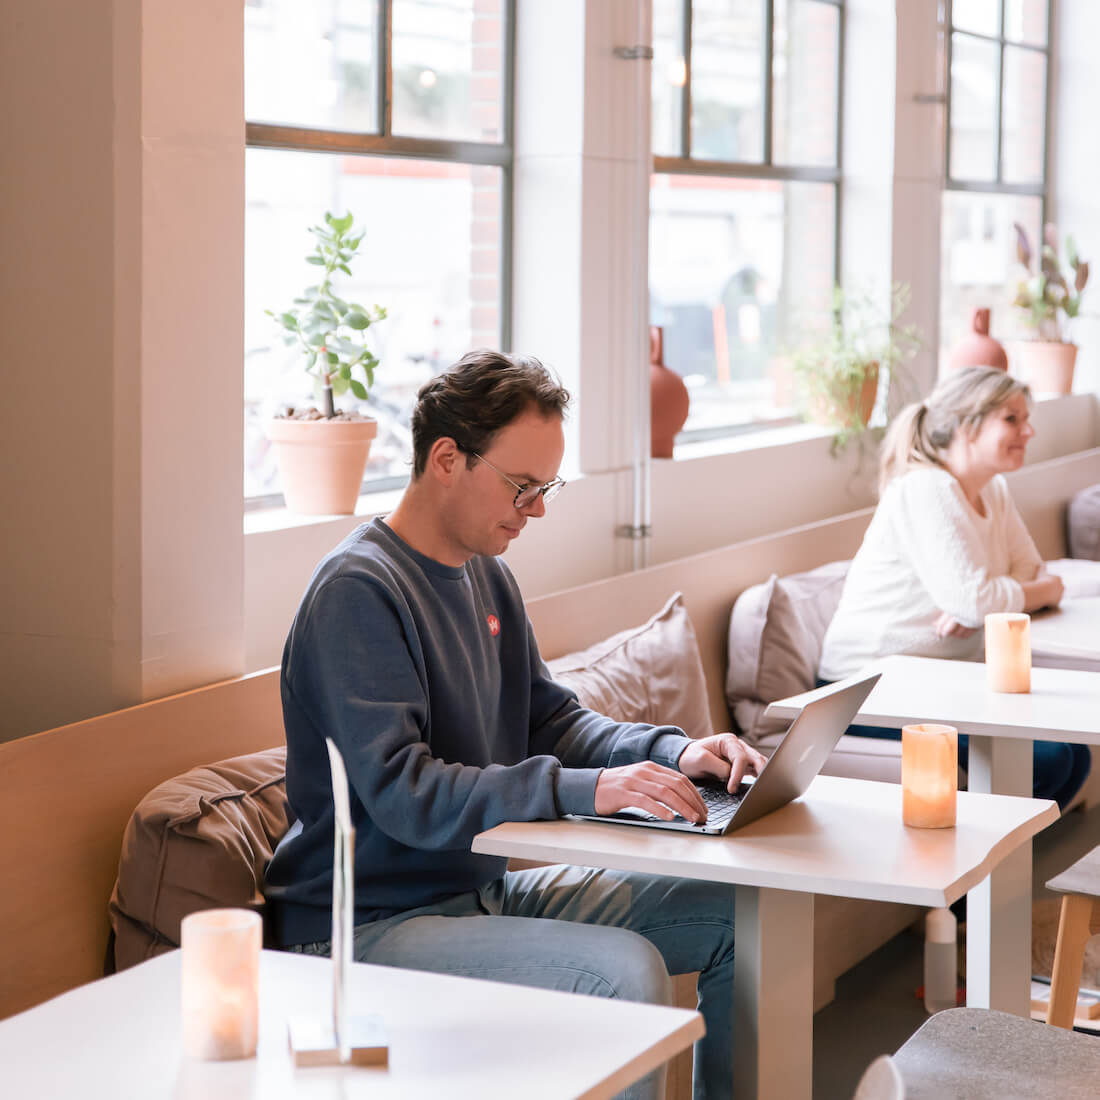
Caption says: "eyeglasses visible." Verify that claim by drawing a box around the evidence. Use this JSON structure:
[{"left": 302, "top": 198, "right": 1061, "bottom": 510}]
[{"left": 472, "top": 452, "right": 566, "bottom": 509}]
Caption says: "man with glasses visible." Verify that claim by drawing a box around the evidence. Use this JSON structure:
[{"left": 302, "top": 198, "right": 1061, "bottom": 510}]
[{"left": 266, "top": 349, "right": 762, "bottom": 1099}]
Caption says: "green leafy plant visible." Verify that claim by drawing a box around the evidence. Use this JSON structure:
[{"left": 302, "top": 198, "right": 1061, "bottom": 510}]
[
  {"left": 790, "top": 283, "right": 922, "bottom": 452},
  {"left": 1012, "top": 222, "right": 1090, "bottom": 342},
  {"left": 267, "top": 211, "right": 387, "bottom": 418}
]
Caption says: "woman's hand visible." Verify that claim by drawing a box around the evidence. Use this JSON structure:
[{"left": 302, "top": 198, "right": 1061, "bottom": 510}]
[
  {"left": 934, "top": 612, "right": 978, "bottom": 640},
  {"left": 1021, "top": 570, "right": 1064, "bottom": 612}
]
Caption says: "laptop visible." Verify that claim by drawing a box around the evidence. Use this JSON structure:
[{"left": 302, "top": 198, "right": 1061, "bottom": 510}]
[{"left": 571, "top": 671, "right": 880, "bottom": 835}]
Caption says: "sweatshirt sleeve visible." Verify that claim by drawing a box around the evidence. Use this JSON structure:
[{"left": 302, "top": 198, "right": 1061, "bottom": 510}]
[
  {"left": 890, "top": 471, "right": 1025, "bottom": 626},
  {"left": 524, "top": 622, "right": 692, "bottom": 816}
]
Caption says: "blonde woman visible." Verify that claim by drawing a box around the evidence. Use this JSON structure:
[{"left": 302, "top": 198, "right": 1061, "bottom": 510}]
[{"left": 819, "top": 365, "right": 1089, "bottom": 809}]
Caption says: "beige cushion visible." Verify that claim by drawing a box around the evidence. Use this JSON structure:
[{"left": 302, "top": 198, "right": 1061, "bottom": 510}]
[
  {"left": 726, "top": 560, "right": 850, "bottom": 749},
  {"left": 546, "top": 592, "right": 712, "bottom": 741},
  {"left": 109, "top": 746, "right": 291, "bottom": 972}
]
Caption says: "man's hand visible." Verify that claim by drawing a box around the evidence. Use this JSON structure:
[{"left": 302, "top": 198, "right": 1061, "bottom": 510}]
[
  {"left": 934, "top": 611, "right": 978, "bottom": 640},
  {"left": 678, "top": 733, "right": 768, "bottom": 794},
  {"left": 594, "top": 761, "right": 709, "bottom": 824}
]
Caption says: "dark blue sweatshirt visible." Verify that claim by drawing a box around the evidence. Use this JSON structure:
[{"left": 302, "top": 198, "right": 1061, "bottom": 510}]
[{"left": 264, "top": 519, "right": 690, "bottom": 946}]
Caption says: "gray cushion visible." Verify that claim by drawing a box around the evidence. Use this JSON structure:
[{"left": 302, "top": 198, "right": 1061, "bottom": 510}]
[
  {"left": 725, "top": 561, "right": 850, "bottom": 749},
  {"left": 1067, "top": 483, "right": 1100, "bottom": 561}
]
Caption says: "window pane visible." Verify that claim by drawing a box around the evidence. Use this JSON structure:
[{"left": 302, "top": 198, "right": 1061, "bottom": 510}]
[
  {"left": 772, "top": 0, "right": 839, "bottom": 168},
  {"left": 691, "top": 0, "right": 765, "bottom": 162},
  {"left": 949, "top": 33, "right": 999, "bottom": 181},
  {"left": 952, "top": 0, "right": 1000, "bottom": 36},
  {"left": 652, "top": 0, "right": 687, "bottom": 156},
  {"left": 245, "top": 149, "right": 503, "bottom": 498},
  {"left": 939, "top": 190, "right": 1041, "bottom": 373},
  {"left": 391, "top": 0, "right": 505, "bottom": 142},
  {"left": 245, "top": 0, "right": 380, "bottom": 133},
  {"left": 1001, "top": 45, "right": 1046, "bottom": 184},
  {"left": 649, "top": 176, "right": 835, "bottom": 431},
  {"left": 1004, "top": 0, "right": 1047, "bottom": 46}
]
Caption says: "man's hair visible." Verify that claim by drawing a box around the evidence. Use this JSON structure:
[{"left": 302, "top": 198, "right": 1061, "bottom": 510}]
[{"left": 410, "top": 349, "right": 571, "bottom": 477}]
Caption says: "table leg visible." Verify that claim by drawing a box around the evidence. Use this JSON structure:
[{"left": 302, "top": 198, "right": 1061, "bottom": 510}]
[
  {"left": 964, "top": 733, "right": 1033, "bottom": 1016},
  {"left": 733, "top": 886, "right": 814, "bottom": 1100}
]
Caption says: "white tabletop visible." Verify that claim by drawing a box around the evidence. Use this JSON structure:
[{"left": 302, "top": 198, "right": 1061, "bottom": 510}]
[
  {"left": 474, "top": 774, "right": 1058, "bottom": 910},
  {"left": 0, "top": 949, "right": 703, "bottom": 1100},
  {"left": 766, "top": 655, "right": 1100, "bottom": 742},
  {"left": 1031, "top": 596, "right": 1100, "bottom": 668}
]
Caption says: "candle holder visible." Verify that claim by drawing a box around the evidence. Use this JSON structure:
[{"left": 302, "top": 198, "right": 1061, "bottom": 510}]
[
  {"left": 984, "top": 612, "right": 1031, "bottom": 693},
  {"left": 287, "top": 737, "right": 389, "bottom": 1067},
  {"left": 180, "top": 908, "right": 261, "bottom": 1060},
  {"left": 902, "top": 724, "right": 958, "bottom": 829}
]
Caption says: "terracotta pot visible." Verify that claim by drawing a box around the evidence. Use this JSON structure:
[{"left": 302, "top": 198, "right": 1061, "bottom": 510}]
[
  {"left": 808, "top": 362, "right": 879, "bottom": 429},
  {"left": 266, "top": 416, "right": 378, "bottom": 514},
  {"left": 649, "top": 326, "right": 690, "bottom": 458},
  {"left": 946, "top": 308, "right": 1008, "bottom": 372},
  {"left": 1011, "top": 341, "right": 1077, "bottom": 396}
]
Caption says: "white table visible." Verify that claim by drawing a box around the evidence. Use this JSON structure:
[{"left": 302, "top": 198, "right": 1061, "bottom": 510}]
[
  {"left": 767, "top": 654, "right": 1100, "bottom": 1019},
  {"left": 0, "top": 949, "right": 703, "bottom": 1099},
  {"left": 473, "top": 774, "right": 1056, "bottom": 1100},
  {"left": 1032, "top": 596, "right": 1100, "bottom": 671}
]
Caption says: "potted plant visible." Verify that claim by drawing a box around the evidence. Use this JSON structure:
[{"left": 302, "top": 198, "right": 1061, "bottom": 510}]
[
  {"left": 266, "top": 211, "right": 388, "bottom": 515},
  {"left": 1010, "top": 222, "right": 1090, "bottom": 395},
  {"left": 790, "top": 283, "right": 921, "bottom": 452}
]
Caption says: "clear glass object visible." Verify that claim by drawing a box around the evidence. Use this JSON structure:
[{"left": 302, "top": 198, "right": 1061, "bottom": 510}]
[{"left": 924, "top": 907, "right": 958, "bottom": 1014}]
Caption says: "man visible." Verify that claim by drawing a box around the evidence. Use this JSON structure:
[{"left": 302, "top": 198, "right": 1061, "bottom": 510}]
[{"left": 265, "top": 350, "right": 766, "bottom": 1099}]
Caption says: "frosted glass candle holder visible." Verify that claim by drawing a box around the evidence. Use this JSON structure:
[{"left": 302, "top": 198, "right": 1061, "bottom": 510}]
[
  {"left": 985, "top": 612, "right": 1031, "bottom": 693},
  {"left": 902, "top": 724, "right": 958, "bottom": 829},
  {"left": 181, "top": 908, "right": 262, "bottom": 1060}
]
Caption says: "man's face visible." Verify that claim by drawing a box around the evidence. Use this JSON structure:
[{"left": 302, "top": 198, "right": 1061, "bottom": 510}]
[{"left": 443, "top": 407, "right": 565, "bottom": 561}]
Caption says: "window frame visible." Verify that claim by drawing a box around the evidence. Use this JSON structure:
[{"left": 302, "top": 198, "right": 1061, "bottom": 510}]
[
  {"left": 651, "top": 0, "right": 846, "bottom": 442},
  {"left": 943, "top": 0, "right": 1052, "bottom": 204},
  {"left": 244, "top": 0, "right": 516, "bottom": 510}
]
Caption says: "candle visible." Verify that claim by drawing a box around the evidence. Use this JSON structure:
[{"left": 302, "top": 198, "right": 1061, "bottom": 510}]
[
  {"left": 181, "top": 908, "right": 262, "bottom": 1060},
  {"left": 985, "top": 612, "right": 1031, "bottom": 693},
  {"left": 902, "top": 724, "right": 958, "bottom": 829}
]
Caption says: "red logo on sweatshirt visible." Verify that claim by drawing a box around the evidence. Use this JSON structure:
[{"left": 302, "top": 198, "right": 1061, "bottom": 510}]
[{"left": 487, "top": 614, "right": 501, "bottom": 637}]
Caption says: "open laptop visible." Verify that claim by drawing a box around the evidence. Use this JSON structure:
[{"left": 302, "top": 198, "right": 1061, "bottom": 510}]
[{"left": 571, "top": 671, "right": 880, "bottom": 835}]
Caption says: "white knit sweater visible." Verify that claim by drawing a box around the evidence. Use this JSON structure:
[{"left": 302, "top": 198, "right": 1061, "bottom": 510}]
[{"left": 818, "top": 467, "right": 1043, "bottom": 681}]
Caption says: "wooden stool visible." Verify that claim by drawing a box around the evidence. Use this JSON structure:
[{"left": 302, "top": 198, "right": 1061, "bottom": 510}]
[{"left": 1046, "top": 845, "right": 1100, "bottom": 1028}]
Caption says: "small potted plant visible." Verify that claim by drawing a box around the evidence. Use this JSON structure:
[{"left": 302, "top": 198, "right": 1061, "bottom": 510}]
[
  {"left": 266, "top": 211, "right": 388, "bottom": 515},
  {"left": 1010, "top": 222, "right": 1089, "bottom": 395},
  {"left": 790, "top": 283, "right": 921, "bottom": 452}
]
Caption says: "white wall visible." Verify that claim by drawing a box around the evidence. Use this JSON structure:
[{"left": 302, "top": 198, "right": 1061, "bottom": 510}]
[{"left": 0, "top": 0, "right": 244, "bottom": 741}]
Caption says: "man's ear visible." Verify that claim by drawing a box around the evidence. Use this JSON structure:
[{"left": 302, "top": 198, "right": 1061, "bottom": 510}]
[{"left": 425, "top": 436, "right": 464, "bottom": 486}]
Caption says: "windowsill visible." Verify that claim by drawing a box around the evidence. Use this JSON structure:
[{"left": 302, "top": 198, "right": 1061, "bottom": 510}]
[
  {"left": 244, "top": 486, "right": 406, "bottom": 535},
  {"left": 672, "top": 419, "right": 834, "bottom": 461}
]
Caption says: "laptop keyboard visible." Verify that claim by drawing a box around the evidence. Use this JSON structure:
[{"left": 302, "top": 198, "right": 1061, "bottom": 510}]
[{"left": 616, "top": 781, "right": 747, "bottom": 829}]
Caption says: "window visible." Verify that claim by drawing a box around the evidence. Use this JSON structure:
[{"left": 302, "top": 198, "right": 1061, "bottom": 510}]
[
  {"left": 940, "top": 0, "right": 1049, "bottom": 368},
  {"left": 650, "top": 0, "right": 842, "bottom": 438},
  {"left": 244, "top": 0, "right": 512, "bottom": 505}
]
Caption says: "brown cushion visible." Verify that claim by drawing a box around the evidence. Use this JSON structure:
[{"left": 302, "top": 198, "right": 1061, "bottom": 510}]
[
  {"left": 109, "top": 746, "right": 291, "bottom": 971},
  {"left": 1068, "top": 483, "right": 1100, "bottom": 561},
  {"left": 725, "top": 561, "right": 850, "bottom": 748},
  {"left": 546, "top": 592, "right": 712, "bottom": 741}
]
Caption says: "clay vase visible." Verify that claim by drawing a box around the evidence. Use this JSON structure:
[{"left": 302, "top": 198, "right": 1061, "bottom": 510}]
[
  {"left": 266, "top": 416, "right": 378, "bottom": 514},
  {"left": 1012, "top": 340, "right": 1078, "bottom": 396},
  {"left": 946, "top": 308, "right": 1008, "bottom": 372},
  {"left": 649, "top": 326, "right": 690, "bottom": 458}
]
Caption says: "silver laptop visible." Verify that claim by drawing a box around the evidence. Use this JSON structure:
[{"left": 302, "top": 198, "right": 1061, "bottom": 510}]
[{"left": 572, "top": 671, "right": 880, "bottom": 835}]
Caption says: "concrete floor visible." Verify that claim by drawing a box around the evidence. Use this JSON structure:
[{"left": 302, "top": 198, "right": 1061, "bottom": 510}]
[{"left": 811, "top": 798, "right": 1100, "bottom": 1099}]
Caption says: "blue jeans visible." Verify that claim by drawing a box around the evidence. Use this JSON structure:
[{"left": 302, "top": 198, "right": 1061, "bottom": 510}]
[{"left": 292, "top": 864, "right": 735, "bottom": 1100}]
